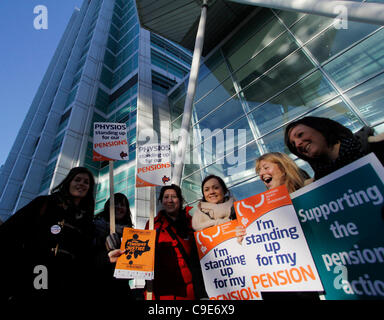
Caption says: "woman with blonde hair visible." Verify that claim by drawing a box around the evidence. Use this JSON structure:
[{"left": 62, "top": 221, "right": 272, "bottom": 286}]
[
  {"left": 255, "top": 152, "right": 308, "bottom": 193},
  {"left": 236, "top": 152, "right": 308, "bottom": 243}
]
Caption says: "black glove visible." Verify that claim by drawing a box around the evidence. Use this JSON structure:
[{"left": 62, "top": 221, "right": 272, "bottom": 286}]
[{"left": 105, "top": 233, "right": 121, "bottom": 251}]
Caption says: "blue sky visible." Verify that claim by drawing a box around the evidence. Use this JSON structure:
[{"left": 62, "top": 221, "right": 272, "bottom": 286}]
[{"left": 0, "top": 0, "right": 83, "bottom": 166}]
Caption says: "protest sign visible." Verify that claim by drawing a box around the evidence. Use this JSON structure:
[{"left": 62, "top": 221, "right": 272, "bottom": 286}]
[
  {"left": 93, "top": 122, "right": 129, "bottom": 233},
  {"left": 114, "top": 228, "right": 156, "bottom": 280},
  {"left": 291, "top": 153, "right": 384, "bottom": 300},
  {"left": 136, "top": 143, "right": 171, "bottom": 187},
  {"left": 194, "top": 220, "right": 262, "bottom": 300},
  {"left": 235, "top": 185, "right": 323, "bottom": 293},
  {"left": 93, "top": 122, "right": 128, "bottom": 161}
]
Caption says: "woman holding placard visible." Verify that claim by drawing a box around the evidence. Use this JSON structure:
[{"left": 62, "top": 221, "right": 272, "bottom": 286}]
[
  {"left": 106, "top": 184, "right": 206, "bottom": 299},
  {"left": 235, "top": 153, "right": 308, "bottom": 243},
  {"left": 94, "top": 193, "right": 134, "bottom": 301},
  {"left": 0, "top": 167, "right": 96, "bottom": 303},
  {"left": 244, "top": 153, "right": 319, "bottom": 300},
  {"left": 256, "top": 152, "right": 308, "bottom": 192},
  {"left": 95, "top": 193, "right": 133, "bottom": 251}
]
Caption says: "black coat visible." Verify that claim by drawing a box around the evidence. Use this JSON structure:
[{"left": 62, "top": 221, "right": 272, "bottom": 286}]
[
  {"left": 93, "top": 216, "right": 133, "bottom": 301},
  {"left": 0, "top": 193, "right": 95, "bottom": 303}
]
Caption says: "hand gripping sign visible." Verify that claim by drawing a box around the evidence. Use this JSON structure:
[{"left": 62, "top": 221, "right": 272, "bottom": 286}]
[{"left": 234, "top": 185, "right": 324, "bottom": 294}]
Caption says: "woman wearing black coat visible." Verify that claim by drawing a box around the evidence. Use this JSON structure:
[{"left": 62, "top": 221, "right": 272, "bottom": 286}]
[
  {"left": 0, "top": 167, "right": 96, "bottom": 303},
  {"left": 94, "top": 193, "right": 134, "bottom": 301}
]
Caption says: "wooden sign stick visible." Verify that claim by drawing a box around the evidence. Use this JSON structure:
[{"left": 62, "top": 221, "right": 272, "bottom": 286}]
[
  {"left": 109, "top": 160, "right": 115, "bottom": 234},
  {"left": 146, "top": 186, "right": 156, "bottom": 300}
]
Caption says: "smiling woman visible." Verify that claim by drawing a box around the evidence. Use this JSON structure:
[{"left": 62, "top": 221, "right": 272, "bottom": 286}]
[
  {"left": 192, "top": 175, "right": 236, "bottom": 231},
  {"left": 141, "top": 184, "right": 207, "bottom": 300},
  {"left": 255, "top": 152, "right": 306, "bottom": 193},
  {"left": 284, "top": 116, "right": 384, "bottom": 180},
  {"left": 0, "top": 166, "right": 96, "bottom": 303}
]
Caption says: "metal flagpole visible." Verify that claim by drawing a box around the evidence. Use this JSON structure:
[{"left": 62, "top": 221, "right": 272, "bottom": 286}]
[
  {"left": 172, "top": 0, "right": 209, "bottom": 186},
  {"left": 227, "top": 0, "right": 384, "bottom": 25}
]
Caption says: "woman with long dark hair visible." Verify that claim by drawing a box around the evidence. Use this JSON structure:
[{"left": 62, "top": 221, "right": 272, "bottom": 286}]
[
  {"left": 192, "top": 175, "right": 236, "bottom": 231},
  {"left": 94, "top": 193, "right": 134, "bottom": 301},
  {"left": 0, "top": 167, "right": 96, "bottom": 303}
]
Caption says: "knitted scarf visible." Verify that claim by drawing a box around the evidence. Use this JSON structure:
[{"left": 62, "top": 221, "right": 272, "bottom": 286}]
[
  {"left": 198, "top": 197, "right": 235, "bottom": 221},
  {"left": 310, "top": 135, "right": 365, "bottom": 180}
]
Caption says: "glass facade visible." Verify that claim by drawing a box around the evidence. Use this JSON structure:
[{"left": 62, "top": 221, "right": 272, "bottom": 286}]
[
  {"left": 84, "top": 0, "right": 190, "bottom": 215},
  {"left": 35, "top": 0, "right": 190, "bottom": 216},
  {"left": 169, "top": 8, "right": 384, "bottom": 206}
]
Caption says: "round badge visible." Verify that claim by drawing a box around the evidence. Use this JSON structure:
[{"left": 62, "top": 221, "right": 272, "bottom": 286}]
[{"left": 50, "top": 224, "right": 61, "bottom": 235}]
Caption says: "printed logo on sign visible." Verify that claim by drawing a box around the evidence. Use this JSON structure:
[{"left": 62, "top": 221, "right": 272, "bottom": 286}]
[
  {"left": 161, "top": 175, "right": 170, "bottom": 184},
  {"left": 195, "top": 221, "right": 238, "bottom": 259},
  {"left": 124, "top": 233, "right": 151, "bottom": 264},
  {"left": 235, "top": 185, "right": 292, "bottom": 228}
]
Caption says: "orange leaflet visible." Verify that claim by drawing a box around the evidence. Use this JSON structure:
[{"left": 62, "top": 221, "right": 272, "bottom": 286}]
[
  {"left": 115, "top": 228, "right": 156, "bottom": 279},
  {"left": 234, "top": 185, "right": 292, "bottom": 228}
]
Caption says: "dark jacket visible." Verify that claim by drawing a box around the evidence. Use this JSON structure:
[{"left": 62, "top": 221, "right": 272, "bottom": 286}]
[
  {"left": 311, "top": 126, "right": 384, "bottom": 180},
  {"left": 0, "top": 193, "right": 95, "bottom": 303},
  {"left": 145, "top": 208, "right": 206, "bottom": 300},
  {"left": 93, "top": 216, "right": 133, "bottom": 301}
]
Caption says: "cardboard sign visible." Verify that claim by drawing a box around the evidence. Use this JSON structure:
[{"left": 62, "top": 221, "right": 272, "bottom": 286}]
[
  {"left": 93, "top": 122, "right": 128, "bottom": 161},
  {"left": 114, "top": 228, "right": 156, "bottom": 280},
  {"left": 235, "top": 185, "right": 323, "bottom": 294},
  {"left": 195, "top": 220, "right": 262, "bottom": 300},
  {"left": 291, "top": 153, "right": 384, "bottom": 300},
  {"left": 194, "top": 186, "right": 323, "bottom": 300},
  {"left": 136, "top": 143, "right": 171, "bottom": 187}
]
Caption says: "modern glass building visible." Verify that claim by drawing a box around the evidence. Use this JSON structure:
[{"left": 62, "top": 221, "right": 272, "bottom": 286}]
[
  {"left": 164, "top": 4, "right": 384, "bottom": 208},
  {"left": 1, "top": 0, "right": 383, "bottom": 224},
  {"left": 0, "top": 0, "right": 191, "bottom": 224}
]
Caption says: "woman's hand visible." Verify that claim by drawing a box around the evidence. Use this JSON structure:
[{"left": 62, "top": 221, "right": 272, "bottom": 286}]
[
  {"left": 108, "top": 249, "right": 124, "bottom": 263},
  {"left": 235, "top": 225, "right": 246, "bottom": 245}
]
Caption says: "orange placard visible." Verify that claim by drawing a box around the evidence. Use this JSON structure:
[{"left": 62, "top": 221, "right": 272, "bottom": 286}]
[
  {"left": 194, "top": 220, "right": 239, "bottom": 260},
  {"left": 234, "top": 185, "right": 292, "bottom": 228},
  {"left": 114, "top": 228, "right": 156, "bottom": 280}
]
